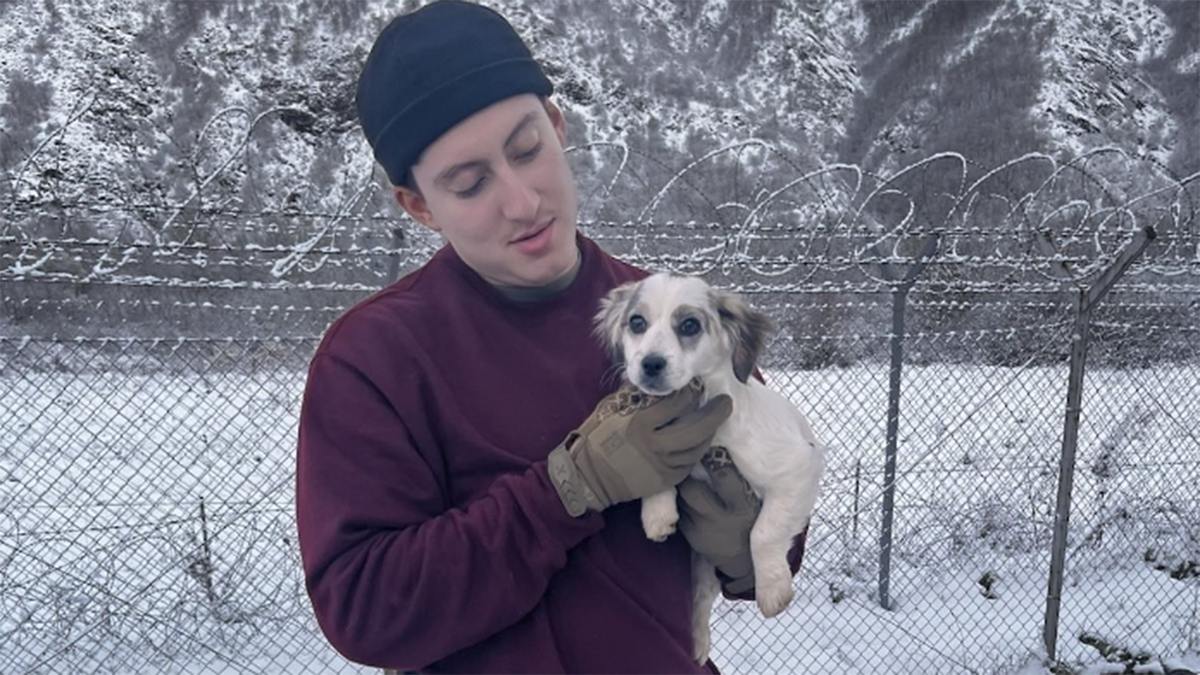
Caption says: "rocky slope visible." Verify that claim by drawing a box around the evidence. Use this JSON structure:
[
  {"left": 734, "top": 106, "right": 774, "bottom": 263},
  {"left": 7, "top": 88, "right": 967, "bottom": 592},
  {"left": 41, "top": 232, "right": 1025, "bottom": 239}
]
[{"left": 2, "top": 0, "right": 1194, "bottom": 224}]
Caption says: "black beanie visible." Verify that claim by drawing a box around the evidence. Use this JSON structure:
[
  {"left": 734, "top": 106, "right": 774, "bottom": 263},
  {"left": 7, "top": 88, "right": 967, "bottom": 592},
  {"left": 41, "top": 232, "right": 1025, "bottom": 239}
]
[{"left": 356, "top": 0, "right": 554, "bottom": 186}]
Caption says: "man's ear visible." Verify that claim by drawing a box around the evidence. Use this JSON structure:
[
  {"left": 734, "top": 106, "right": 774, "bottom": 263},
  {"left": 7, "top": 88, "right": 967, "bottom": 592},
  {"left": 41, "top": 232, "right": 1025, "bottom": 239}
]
[
  {"left": 544, "top": 98, "right": 568, "bottom": 148},
  {"left": 394, "top": 185, "right": 440, "bottom": 232}
]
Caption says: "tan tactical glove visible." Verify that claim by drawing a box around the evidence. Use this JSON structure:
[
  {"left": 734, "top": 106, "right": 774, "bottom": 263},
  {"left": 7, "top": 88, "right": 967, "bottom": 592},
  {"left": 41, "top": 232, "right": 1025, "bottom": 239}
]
[
  {"left": 548, "top": 382, "right": 733, "bottom": 516},
  {"left": 677, "top": 448, "right": 761, "bottom": 596}
]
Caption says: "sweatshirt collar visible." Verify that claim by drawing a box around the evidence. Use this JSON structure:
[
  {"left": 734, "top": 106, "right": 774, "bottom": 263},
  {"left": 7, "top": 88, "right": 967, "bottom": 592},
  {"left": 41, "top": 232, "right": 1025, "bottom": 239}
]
[
  {"left": 441, "top": 233, "right": 602, "bottom": 312},
  {"left": 493, "top": 245, "right": 582, "bottom": 302}
]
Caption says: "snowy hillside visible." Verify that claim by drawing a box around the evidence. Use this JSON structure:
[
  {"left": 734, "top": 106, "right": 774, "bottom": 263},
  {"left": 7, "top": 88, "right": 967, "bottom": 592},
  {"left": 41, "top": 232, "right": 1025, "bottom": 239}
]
[{"left": 2, "top": 0, "right": 1195, "bottom": 225}]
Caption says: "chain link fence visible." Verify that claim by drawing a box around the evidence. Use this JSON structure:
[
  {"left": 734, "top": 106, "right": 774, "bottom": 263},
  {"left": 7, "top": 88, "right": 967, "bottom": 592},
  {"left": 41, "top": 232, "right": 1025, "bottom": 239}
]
[{"left": 3, "top": 153, "right": 1199, "bottom": 674}]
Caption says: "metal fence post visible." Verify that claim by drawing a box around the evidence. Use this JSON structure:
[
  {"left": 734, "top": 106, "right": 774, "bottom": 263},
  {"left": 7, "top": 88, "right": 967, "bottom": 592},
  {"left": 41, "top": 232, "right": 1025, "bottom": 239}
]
[
  {"left": 1042, "top": 226, "right": 1156, "bottom": 661},
  {"left": 387, "top": 227, "right": 407, "bottom": 284},
  {"left": 877, "top": 235, "right": 938, "bottom": 610}
]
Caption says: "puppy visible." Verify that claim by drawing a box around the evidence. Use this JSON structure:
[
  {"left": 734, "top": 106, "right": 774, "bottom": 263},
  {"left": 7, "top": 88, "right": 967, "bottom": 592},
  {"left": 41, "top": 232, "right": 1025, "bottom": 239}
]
[{"left": 596, "top": 272, "right": 824, "bottom": 664}]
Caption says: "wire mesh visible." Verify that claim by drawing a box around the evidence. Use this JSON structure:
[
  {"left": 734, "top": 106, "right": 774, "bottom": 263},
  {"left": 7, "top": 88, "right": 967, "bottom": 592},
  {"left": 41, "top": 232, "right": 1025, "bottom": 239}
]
[
  {"left": 0, "top": 337, "right": 374, "bottom": 675},
  {"left": 3, "top": 150, "right": 1199, "bottom": 673}
]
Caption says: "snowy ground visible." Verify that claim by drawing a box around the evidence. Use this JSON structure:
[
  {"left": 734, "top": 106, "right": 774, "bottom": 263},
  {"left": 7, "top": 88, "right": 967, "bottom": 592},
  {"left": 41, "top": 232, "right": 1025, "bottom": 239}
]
[{"left": 1, "top": 362, "right": 1197, "bottom": 674}]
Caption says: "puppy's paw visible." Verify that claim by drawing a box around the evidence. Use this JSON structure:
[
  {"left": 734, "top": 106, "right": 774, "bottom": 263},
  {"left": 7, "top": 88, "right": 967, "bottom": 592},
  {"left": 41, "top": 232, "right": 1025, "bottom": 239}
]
[
  {"left": 756, "top": 579, "right": 795, "bottom": 618},
  {"left": 642, "top": 510, "right": 678, "bottom": 542},
  {"left": 638, "top": 485, "right": 676, "bottom": 538},
  {"left": 641, "top": 490, "right": 679, "bottom": 542}
]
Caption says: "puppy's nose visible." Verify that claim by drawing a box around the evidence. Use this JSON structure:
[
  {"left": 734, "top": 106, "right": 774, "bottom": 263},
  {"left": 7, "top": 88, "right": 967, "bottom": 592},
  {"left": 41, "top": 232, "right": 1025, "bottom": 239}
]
[{"left": 641, "top": 355, "right": 667, "bottom": 378}]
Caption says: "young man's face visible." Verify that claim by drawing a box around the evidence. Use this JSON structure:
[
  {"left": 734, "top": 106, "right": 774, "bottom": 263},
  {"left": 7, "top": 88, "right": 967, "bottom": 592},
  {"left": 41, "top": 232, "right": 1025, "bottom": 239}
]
[{"left": 396, "top": 94, "right": 579, "bottom": 288}]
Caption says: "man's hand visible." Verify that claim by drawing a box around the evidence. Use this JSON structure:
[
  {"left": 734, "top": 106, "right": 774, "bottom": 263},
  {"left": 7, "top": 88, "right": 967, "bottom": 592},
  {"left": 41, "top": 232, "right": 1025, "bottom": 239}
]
[
  {"left": 677, "top": 448, "right": 810, "bottom": 599},
  {"left": 677, "top": 447, "right": 761, "bottom": 595},
  {"left": 548, "top": 382, "right": 732, "bottom": 516}
]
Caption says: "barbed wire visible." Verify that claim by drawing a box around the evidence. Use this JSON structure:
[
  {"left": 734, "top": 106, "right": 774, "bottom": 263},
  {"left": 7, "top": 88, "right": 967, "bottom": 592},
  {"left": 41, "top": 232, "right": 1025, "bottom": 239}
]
[
  {"left": 5, "top": 155, "right": 1198, "bottom": 286},
  {"left": 0, "top": 336, "right": 317, "bottom": 345},
  {"left": 0, "top": 297, "right": 350, "bottom": 315},
  {"left": 5, "top": 246, "right": 1148, "bottom": 271},
  {"left": 2, "top": 294, "right": 1190, "bottom": 315},
  {"left": 0, "top": 273, "right": 381, "bottom": 293},
  {"left": 0, "top": 236, "right": 409, "bottom": 256},
  {"left": 9, "top": 210, "right": 1199, "bottom": 241},
  {"left": 2, "top": 274, "right": 1195, "bottom": 298}
]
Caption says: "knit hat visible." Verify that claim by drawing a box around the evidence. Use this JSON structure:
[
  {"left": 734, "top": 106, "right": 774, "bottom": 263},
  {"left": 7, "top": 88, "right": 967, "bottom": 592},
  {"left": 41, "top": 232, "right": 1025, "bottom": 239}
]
[{"left": 356, "top": 0, "right": 554, "bottom": 186}]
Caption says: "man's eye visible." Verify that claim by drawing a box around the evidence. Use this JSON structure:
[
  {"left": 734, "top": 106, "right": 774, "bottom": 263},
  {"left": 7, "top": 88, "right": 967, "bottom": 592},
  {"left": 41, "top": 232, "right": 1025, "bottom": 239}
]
[
  {"left": 678, "top": 318, "right": 701, "bottom": 336},
  {"left": 513, "top": 142, "right": 542, "bottom": 163},
  {"left": 455, "top": 177, "right": 487, "bottom": 198},
  {"left": 629, "top": 315, "right": 647, "bottom": 334}
]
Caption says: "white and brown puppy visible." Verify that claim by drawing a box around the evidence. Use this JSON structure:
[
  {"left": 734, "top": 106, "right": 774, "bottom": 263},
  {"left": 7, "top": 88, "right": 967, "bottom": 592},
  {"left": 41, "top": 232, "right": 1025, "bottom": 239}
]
[{"left": 596, "top": 272, "right": 824, "bottom": 663}]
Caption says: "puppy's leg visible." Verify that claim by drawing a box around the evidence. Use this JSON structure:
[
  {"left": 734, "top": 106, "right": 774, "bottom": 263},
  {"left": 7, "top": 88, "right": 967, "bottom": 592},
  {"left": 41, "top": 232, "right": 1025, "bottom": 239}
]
[
  {"left": 641, "top": 488, "right": 679, "bottom": 542},
  {"left": 691, "top": 554, "right": 721, "bottom": 664},
  {"left": 750, "top": 494, "right": 805, "bottom": 618}
]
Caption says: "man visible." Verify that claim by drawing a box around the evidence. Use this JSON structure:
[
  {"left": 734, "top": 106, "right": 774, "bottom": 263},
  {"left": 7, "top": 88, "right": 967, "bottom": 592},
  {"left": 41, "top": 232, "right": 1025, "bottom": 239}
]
[{"left": 295, "top": 2, "right": 803, "bottom": 672}]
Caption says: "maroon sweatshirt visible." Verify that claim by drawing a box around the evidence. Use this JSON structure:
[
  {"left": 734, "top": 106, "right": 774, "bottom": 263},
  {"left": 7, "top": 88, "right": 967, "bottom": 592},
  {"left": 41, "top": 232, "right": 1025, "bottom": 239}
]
[{"left": 296, "top": 235, "right": 716, "bottom": 673}]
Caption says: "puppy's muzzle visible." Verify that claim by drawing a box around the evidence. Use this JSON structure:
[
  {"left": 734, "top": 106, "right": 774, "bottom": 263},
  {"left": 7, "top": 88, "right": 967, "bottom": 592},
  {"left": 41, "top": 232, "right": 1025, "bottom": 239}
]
[
  {"left": 637, "top": 354, "right": 672, "bottom": 393},
  {"left": 641, "top": 354, "right": 667, "bottom": 379}
]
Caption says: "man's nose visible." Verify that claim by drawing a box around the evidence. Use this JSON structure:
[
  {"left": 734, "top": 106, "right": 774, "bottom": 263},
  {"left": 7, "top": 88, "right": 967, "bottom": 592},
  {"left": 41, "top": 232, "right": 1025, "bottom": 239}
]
[{"left": 495, "top": 165, "right": 539, "bottom": 222}]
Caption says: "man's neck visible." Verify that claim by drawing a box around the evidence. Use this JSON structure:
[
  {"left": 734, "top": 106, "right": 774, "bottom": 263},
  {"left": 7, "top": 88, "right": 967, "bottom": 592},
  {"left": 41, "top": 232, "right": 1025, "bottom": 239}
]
[{"left": 494, "top": 244, "right": 582, "bottom": 302}]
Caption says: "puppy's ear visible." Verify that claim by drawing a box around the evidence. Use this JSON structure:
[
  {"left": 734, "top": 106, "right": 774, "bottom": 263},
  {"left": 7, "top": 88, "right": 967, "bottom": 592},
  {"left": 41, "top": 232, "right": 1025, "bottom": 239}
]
[
  {"left": 712, "top": 289, "right": 775, "bottom": 383},
  {"left": 594, "top": 280, "right": 640, "bottom": 362}
]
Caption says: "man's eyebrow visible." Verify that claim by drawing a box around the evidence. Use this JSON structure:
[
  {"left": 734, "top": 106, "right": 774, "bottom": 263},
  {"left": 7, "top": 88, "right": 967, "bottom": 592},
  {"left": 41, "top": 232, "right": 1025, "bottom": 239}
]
[{"left": 434, "top": 112, "right": 539, "bottom": 188}]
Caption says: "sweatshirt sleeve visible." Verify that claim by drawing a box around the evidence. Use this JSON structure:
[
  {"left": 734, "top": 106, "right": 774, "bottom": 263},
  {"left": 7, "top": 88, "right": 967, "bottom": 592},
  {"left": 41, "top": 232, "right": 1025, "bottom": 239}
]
[{"left": 295, "top": 352, "right": 605, "bottom": 669}]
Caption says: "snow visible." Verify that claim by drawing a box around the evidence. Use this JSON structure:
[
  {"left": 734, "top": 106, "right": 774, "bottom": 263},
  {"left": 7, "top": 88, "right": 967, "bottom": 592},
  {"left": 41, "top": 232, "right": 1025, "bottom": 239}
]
[
  {"left": 1, "top": 361, "right": 1196, "bottom": 674},
  {"left": 951, "top": 6, "right": 1007, "bottom": 64},
  {"left": 1180, "top": 52, "right": 1200, "bottom": 76},
  {"left": 1033, "top": 0, "right": 1177, "bottom": 165},
  {"left": 880, "top": 0, "right": 937, "bottom": 52}
]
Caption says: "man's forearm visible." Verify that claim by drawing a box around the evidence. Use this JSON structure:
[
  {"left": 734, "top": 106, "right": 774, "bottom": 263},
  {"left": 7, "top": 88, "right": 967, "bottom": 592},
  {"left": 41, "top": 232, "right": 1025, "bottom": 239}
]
[{"left": 303, "top": 461, "right": 603, "bottom": 667}]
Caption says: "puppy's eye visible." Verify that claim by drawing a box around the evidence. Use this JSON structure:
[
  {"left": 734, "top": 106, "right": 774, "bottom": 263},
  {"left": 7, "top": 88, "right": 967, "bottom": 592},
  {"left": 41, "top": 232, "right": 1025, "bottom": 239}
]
[
  {"left": 629, "top": 315, "right": 647, "bottom": 334},
  {"left": 678, "top": 317, "right": 702, "bottom": 336}
]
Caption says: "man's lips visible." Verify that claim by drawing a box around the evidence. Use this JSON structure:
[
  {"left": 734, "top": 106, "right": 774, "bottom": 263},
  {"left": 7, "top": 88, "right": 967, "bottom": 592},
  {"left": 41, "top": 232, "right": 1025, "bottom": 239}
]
[{"left": 512, "top": 219, "right": 552, "bottom": 244}]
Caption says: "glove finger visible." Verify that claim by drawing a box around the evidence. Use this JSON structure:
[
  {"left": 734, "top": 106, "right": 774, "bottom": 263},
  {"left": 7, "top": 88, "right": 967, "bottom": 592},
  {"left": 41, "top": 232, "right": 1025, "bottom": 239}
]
[
  {"left": 655, "top": 394, "right": 732, "bottom": 449},
  {"left": 721, "top": 568, "right": 757, "bottom": 597},
  {"left": 708, "top": 464, "right": 761, "bottom": 511},
  {"left": 680, "top": 393, "right": 733, "bottom": 432},
  {"left": 644, "top": 385, "right": 700, "bottom": 424},
  {"left": 699, "top": 393, "right": 733, "bottom": 420},
  {"left": 677, "top": 476, "right": 728, "bottom": 514}
]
